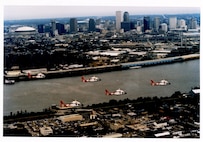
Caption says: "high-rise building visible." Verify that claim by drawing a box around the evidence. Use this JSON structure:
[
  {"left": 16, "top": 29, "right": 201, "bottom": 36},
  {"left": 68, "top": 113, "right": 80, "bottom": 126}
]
[
  {"left": 70, "top": 18, "right": 77, "bottom": 33},
  {"left": 123, "top": 11, "right": 130, "bottom": 22},
  {"left": 121, "top": 11, "right": 131, "bottom": 32},
  {"left": 51, "top": 20, "right": 57, "bottom": 36},
  {"left": 89, "top": 18, "right": 96, "bottom": 32},
  {"left": 38, "top": 24, "right": 44, "bottom": 33},
  {"left": 169, "top": 17, "right": 177, "bottom": 30},
  {"left": 153, "top": 17, "right": 160, "bottom": 32},
  {"left": 116, "top": 11, "right": 123, "bottom": 32},
  {"left": 189, "top": 18, "right": 198, "bottom": 29},
  {"left": 160, "top": 23, "right": 168, "bottom": 33},
  {"left": 96, "top": 18, "right": 101, "bottom": 25},
  {"left": 121, "top": 22, "right": 131, "bottom": 32},
  {"left": 143, "top": 16, "right": 150, "bottom": 32},
  {"left": 178, "top": 19, "right": 187, "bottom": 30},
  {"left": 44, "top": 24, "right": 51, "bottom": 33},
  {"left": 56, "top": 23, "right": 66, "bottom": 35}
]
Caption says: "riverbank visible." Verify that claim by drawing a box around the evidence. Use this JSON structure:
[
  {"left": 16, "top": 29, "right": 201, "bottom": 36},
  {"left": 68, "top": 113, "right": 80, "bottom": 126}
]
[
  {"left": 4, "top": 53, "right": 199, "bottom": 82},
  {"left": 4, "top": 88, "right": 200, "bottom": 138}
]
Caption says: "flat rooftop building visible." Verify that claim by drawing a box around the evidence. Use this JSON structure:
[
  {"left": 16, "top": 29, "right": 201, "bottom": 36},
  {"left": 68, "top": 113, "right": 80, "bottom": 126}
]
[{"left": 58, "top": 114, "right": 83, "bottom": 123}]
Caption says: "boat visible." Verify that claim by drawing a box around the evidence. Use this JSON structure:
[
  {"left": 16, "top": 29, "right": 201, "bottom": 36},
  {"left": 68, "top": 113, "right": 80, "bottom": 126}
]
[
  {"left": 34, "top": 73, "right": 46, "bottom": 79},
  {"left": 4, "top": 79, "right": 15, "bottom": 85},
  {"left": 130, "top": 66, "right": 142, "bottom": 69}
]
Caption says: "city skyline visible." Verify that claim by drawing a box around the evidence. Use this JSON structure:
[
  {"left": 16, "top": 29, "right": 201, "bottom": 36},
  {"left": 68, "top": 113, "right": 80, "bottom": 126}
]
[{"left": 4, "top": 6, "right": 200, "bottom": 21}]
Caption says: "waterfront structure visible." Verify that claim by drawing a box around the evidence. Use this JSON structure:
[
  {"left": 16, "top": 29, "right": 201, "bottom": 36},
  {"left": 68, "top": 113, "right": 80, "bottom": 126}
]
[
  {"left": 89, "top": 18, "right": 96, "bottom": 32},
  {"left": 143, "top": 16, "right": 150, "bottom": 32},
  {"left": 169, "top": 17, "right": 177, "bottom": 30},
  {"left": 70, "top": 18, "right": 78, "bottom": 33},
  {"left": 116, "top": 11, "right": 123, "bottom": 32}
]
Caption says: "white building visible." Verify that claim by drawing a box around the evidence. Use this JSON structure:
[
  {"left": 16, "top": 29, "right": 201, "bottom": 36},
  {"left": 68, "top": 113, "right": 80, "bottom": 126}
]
[
  {"left": 116, "top": 11, "right": 123, "bottom": 32},
  {"left": 39, "top": 127, "right": 53, "bottom": 136},
  {"left": 178, "top": 19, "right": 187, "bottom": 30},
  {"left": 169, "top": 17, "right": 177, "bottom": 30},
  {"left": 160, "top": 23, "right": 168, "bottom": 33},
  {"left": 154, "top": 17, "right": 160, "bottom": 32}
]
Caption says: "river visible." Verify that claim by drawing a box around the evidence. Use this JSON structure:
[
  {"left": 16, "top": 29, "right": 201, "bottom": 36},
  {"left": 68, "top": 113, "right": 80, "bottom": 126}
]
[{"left": 3, "top": 59, "right": 200, "bottom": 116}]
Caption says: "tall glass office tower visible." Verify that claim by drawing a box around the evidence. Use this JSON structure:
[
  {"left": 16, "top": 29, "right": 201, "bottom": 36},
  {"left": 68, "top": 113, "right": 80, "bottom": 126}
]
[
  {"left": 89, "top": 18, "right": 96, "bottom": 32},
  {"left": 123, "top": 11, "right": 130, "bottom": 22},
  {"left": 70, "top": 18, "right": 77, "bottom": 33},
  {"left": 143, "top": 16, "right": 150, "bottom": 32}
]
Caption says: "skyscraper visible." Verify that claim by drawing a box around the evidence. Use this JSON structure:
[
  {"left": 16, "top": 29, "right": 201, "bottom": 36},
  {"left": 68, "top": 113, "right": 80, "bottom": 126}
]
[
  {"left": 56, "top": 23, "right": 65, "bottom": 35},
  {"left": 143, "top": 16, "right": 150, "bottom": 32},
  {"left": 178, "top": 19, "right": 187, "bottom": 30},
  {"left": 70, "top": 18, "right": 77, "bottom": 33},
  {"left": 38, "top": 24, "right": 44, "bottom": 33},
  {"left": 89, "top": 18, "right": 96, "bottom": 32},
  {"left": 169, "top": 17, "right": 177, "bottom": 30},
  {"left": 123, "top": 11, "right": 130, "bottom": 22},
  {"left": 121, "top": 11, "right": 131, "bottom": 32},
  {"left": 121, "top": 22, "right": 131, "bottom": 32},
  {"left": 153, "top": 17, "right": 160, "bottom": 32},
  {"left": 189, "top": 18, "right": 197, "bottom": 29},
  {"left": 116, "top": 11, "right": 123, "bottom": 32},
  {"left": 51, "top": 20, "right": 57, "bottom": 36},
  {"left": 160, "top": 23, "right": 168, "bottom": 33}
]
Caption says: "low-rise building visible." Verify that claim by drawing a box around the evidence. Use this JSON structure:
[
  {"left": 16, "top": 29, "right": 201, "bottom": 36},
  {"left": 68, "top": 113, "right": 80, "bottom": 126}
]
[
  {"left": 58, "top": 114, "right": 83, "bottom": 123},
  {"left": 39, "top": 126, "right": 53, "bottom": 136}
]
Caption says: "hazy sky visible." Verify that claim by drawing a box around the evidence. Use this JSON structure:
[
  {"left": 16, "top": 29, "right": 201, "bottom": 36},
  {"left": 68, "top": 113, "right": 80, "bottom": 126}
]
[{"left": 2, "top": 0, "right": 202, "bottom": 20}]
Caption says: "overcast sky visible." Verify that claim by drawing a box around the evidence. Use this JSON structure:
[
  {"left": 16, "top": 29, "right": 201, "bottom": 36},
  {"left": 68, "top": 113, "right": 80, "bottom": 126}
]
[{"left": 2, "top": 0, "right": 202, "bottom": 20}]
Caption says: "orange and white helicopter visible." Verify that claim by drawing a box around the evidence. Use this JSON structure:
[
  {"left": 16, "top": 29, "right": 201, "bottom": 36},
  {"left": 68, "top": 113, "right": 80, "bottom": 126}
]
[
  {"left": 105, "top": 88, "right": 127, "bottom": 96},
  {"left": 151, "top": 79, "right": 171, "bottom": 86},
  {"left": 57, "top": 100, "right": 81, "bottom": 109},
  {"left": 81, "top": 76, "right": 101, "bottom": 82}
]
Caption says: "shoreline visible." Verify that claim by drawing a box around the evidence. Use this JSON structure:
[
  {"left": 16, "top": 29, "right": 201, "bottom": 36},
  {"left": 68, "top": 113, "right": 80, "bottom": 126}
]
[
  {"left": 3, "top": 87, "right": 199, "bottom": 123},
  {"left": 4, "top": 53, "right": 200, "bottom": 82}
]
